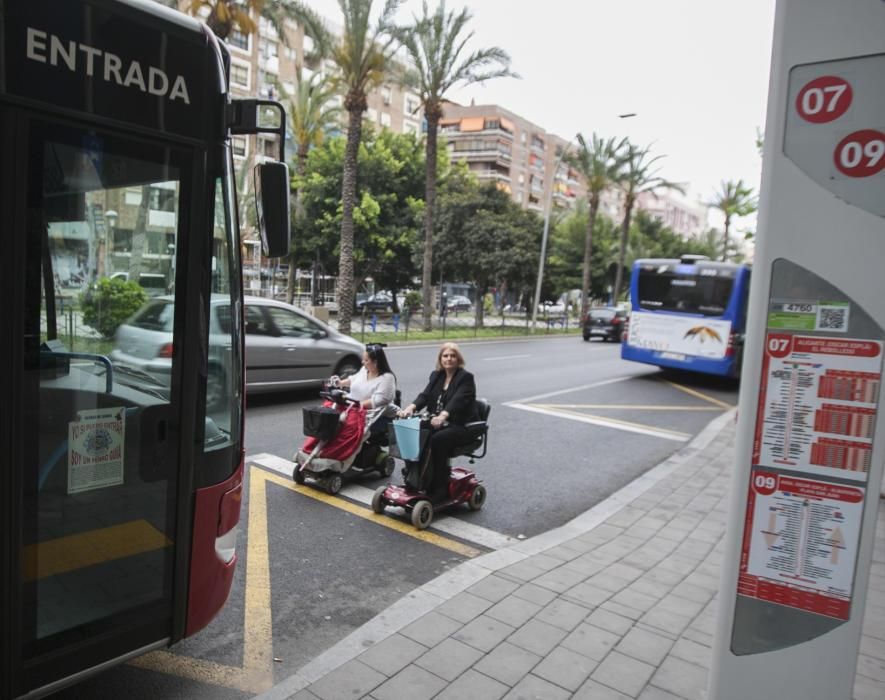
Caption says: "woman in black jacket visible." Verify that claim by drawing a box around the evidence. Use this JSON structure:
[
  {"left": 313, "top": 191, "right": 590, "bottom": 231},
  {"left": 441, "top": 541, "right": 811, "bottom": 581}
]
[{"left": 398, "top": 342, "right": 477, "bottom": 501}]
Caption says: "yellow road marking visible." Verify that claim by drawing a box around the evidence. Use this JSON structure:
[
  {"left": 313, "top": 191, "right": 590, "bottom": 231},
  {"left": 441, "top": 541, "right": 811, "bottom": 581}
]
[
  {"left": 661, "top": 379, "right": 734, "bottom": 409},
  {"left": 22, "top": 520, "right": 170, "bottom": 582},
  {"left": 540, "top": 404, "right": 721, "bottom": 411},
  {"left": 131, "top": 463, "right": 479, "bottom": 692},
  {"left": 535, "top": 405, "right": 693, "bottom": 440},
  {"left": 129, "top": 651, "right": 268, "bottom": 694},
  {"left": 260, "top": 469, "right": 482, "bottom": 559},
  {"left": 244, "top": 467, "right": 275, "bottom": 684}
]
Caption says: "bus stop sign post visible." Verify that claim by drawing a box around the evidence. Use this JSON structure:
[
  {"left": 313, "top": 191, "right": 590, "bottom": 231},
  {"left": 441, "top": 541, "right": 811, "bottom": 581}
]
[{"left": 710, "top": 2, "right": 885, "bottom": 698}]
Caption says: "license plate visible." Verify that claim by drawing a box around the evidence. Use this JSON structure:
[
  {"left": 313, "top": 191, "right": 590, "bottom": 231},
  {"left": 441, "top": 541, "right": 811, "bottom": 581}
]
[{"left": 659, "top": 351, "right": 686, "bottom": 361}]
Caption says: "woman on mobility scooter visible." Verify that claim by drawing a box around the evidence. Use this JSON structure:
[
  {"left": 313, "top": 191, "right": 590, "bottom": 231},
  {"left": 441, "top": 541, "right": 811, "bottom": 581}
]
[
  {"left": 293, "top": 345, "right": 398, "bottom": 493},
  {"left": 398, "top": 342, "right": 477, "bottom": 502},
  {"left": 374, "top": 342, "right": 489, "bottom": 529}
]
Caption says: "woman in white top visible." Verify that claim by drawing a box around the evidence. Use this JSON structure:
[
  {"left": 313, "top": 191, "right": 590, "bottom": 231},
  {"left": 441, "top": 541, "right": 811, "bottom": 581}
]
[{"left": 335, "top": 344, "right": 397, "bottom": 436}]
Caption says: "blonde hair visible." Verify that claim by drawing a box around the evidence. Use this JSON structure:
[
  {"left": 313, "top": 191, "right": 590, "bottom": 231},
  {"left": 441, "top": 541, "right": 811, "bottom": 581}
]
[{"left": 435, "top": 342, "right": 466, "bottom": 370}]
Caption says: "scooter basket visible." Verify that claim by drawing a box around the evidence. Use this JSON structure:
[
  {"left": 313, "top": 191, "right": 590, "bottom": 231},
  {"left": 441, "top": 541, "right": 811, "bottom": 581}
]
[
  {"left": 302, "top": 406, "right": 340, "bottom": 441},
  {"left": 392, "top": 417, "right": 422, "bottom": 460}
]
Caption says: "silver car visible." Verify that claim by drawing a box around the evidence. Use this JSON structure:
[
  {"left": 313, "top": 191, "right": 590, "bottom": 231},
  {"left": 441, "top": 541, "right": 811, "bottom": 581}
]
[{"left": 110, "top": 296, "right": 363, "bottom": 397}]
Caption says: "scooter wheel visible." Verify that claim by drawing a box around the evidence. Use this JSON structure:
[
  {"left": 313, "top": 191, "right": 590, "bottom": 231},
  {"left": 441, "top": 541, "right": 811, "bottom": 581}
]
[
  {"left": 379, "top": 456, "right": 395, "bottom": 478},
  {"left": 293, "top": 465, "right": 305, "bottom": 485},
  {"left": 326, "top": 474, "right": 343, "bottom": 495},
  {"left": 371, "top": 486, "right": 387, "bottom": 514},
  {"left": 411, "top": 500, "right": 434, "bottom": 530},
  {"left": 468, "top": 484, "right": 487, "bottom": 511}
]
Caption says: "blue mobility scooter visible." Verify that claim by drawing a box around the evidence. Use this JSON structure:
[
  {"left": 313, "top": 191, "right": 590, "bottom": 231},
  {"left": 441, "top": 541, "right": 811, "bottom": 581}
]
[{"left": 371, "top": 399, "right": 491, "bottom": 530}]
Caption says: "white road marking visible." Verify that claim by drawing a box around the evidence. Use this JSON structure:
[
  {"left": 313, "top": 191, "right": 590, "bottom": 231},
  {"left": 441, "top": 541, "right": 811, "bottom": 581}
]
[
  {"left": 506, "top": 402, "right": 691, "bottom": 442},
  {"left": 504, "top": 374, "right": 636, "bottom": 405},
  {"left": 484, "top": 354, "right": 532, "bottom": 361},
  {"left": 247, "top": 454, "right": 516, "bottom": 551}
]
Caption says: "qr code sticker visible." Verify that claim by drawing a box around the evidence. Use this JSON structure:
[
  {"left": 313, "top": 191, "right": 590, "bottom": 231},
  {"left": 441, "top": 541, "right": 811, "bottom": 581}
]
[{"left": 817, "top": 304, "right": 849, "bottom": 332}]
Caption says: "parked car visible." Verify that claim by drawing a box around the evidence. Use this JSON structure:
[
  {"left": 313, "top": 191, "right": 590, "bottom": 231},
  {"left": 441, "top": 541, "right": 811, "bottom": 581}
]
[
  {"left": 583, "top": 306, "right": 628, "bottom": 342},
  {"left": 445, "top": 295, "right": 472, "bottom": 312},
  {"left": 110, "top": 296, "right": 364, "bottom": 399},
  {"left": 110, "top": 271, "right": 169, "bottom": 297},
  {"left": 356, "top": 292, "right": 393, "bottom": 312},
  {"left": 538, "top": 300, "right": 566, "bottom": 314}
]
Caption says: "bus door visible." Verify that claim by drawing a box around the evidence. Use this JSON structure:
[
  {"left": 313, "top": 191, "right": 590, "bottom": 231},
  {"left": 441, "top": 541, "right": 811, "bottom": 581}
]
[{"left": 3, "top": 110, "right": 201, "bottom": 697}]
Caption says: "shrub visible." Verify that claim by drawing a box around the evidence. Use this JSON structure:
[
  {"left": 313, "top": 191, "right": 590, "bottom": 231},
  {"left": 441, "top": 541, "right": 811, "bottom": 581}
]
[
  {"left": 80, "top": 277, "right": 148, "bottom": 338},
  {"left": 403, "top": 290, "right": 422, "bottom": 313}
]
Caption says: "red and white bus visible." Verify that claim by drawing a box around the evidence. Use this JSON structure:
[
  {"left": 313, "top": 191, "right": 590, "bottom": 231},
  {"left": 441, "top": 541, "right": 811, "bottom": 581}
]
[{"left": 0, "top": 1, "right": 290, "bottom": 697}]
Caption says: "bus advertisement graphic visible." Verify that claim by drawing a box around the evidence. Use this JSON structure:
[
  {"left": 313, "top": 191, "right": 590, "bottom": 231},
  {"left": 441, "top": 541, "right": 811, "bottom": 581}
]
[{"left": 627, "top": 311, "right": 732, "bottom": 359}]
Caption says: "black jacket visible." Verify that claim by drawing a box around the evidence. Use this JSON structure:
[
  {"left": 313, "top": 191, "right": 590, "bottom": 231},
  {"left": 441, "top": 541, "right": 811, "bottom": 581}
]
[{"left": 412, "top": 368, "right": 477, "bottom": 426}]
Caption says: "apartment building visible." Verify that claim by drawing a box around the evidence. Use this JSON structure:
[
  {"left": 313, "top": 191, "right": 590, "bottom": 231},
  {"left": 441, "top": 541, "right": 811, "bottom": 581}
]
[
  {"left": 635, "top": 189, "right": 709, "bottom": 238},
  {"left": 438, "top": 103, "right": 586, "bottom": 215}
]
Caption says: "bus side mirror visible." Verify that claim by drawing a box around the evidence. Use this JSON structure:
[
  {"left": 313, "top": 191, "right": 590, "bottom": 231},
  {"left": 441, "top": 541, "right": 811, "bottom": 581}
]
[{"left": 254, "top": 161, "right": 291, "bottom": 258}]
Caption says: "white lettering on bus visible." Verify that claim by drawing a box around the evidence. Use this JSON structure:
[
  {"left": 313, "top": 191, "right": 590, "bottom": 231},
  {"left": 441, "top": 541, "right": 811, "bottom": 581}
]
[{"left": 26, "top": 27, "right": 191, "bottom": 105}]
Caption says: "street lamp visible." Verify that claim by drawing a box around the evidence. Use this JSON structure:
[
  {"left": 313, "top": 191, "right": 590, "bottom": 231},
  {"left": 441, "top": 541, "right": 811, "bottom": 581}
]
[
  {"left": 531, "top": 140, "right": 574, "bottom": 329},
  {"left": 104, "top": 210, "right": 118, "bottom": 276}
]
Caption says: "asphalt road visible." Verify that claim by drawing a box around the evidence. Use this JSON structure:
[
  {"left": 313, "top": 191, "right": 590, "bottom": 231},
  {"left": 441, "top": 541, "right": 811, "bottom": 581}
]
[{"left": 53, "top": 336, "right": 739, "bottom": 699}]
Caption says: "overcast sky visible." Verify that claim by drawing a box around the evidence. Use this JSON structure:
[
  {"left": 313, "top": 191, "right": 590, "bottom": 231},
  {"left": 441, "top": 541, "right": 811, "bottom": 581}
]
[{"left": 306, "top": 0, "right": 776, "bottom": 228}]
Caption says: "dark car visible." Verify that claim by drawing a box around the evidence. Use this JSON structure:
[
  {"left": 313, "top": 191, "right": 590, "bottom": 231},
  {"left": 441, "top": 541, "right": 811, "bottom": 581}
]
[
  {"left": 356, "top": 292, "right": 393, "bottom": 312},
  {"left": 445, "top": 295, "right": 473, "bottom": 312},
  {"left": 583, "top": 307, "right": 628, "bottom": 342}
]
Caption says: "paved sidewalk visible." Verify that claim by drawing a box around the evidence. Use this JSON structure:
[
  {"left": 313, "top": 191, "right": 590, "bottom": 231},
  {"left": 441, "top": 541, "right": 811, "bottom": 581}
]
[{"left": 255, "top": 412, "right": 885, "bottom": 700}]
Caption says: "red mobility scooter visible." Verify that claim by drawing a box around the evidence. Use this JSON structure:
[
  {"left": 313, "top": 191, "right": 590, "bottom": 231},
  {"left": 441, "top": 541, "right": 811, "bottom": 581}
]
[{"left": 371, "top": 399, "right": 490, "bottom": 530}]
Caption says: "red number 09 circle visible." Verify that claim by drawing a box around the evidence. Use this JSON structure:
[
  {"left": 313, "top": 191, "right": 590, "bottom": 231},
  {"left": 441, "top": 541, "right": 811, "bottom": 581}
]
[
  {"left": 752, "top": 472, "right": 779, "bottom": 496},
  {"left": 796, "top": 75, "right": 852, "bottom": 123},
  {"left": 834, "top": 129, "right": 885, "bottom": 178}
]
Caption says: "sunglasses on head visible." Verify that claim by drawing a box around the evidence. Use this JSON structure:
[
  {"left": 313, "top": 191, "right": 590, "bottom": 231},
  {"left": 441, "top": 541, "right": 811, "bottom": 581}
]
[{"left": 366, "top": 343, "right": 387, "bottom": 357}]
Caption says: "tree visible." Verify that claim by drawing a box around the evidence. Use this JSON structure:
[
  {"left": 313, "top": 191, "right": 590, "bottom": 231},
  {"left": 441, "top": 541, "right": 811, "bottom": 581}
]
[
  {"left": 708, "top": 179, "right": 757, "bottom": 261},
  {"left": 435, "top": 179, "right": 540, "bottom": 327},
  {"left": 396, "top": 1, "right": 515, "bottom": 331},
  {"left": 323, "top": 0, "right": 402, "bottom": 334},
  {"left": 286, "top": 74, "right": 342, "bottom": 302},
  {"left": 297, "top": 127, "right": 427, "bottom": 305},
  {"left": 183, "top": 0, "right": 327, "bottom": 46},
  {"left": 566, "top": 133, "right": 626, "bottom": 318},
  {"left": 612, "top": 143, "right": 684, "bottom": 302}
]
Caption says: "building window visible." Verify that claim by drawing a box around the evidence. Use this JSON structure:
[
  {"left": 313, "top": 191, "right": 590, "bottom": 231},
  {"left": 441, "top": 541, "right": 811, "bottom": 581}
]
[
  {"left": 485, "top": 119, "right": 500, "bottom": 130},
  {"left": 405, "top": 96, "right": 420, "bottom": 115},
  {"left": 381, "top": 86, "right": 392, "bottom": 105},
  {"left": 367, "top": 108, "right": 378, "bottom": 122},
  {"left": 260, "top": 39, "right": 278, "bottom": 58},
  {"left": 232, "top": 136, "right": 247, "bottom": 158},
  {"left": 231, "top": 63, "right": 250, "bottom": 89},
  {"left": 228, "top": 30, "right": 249, "bottom": 51},
  {"left": 403, "top": 121, "right": 418, "bottom": 135},
  {"left": 380, "top": 112, "right": 391, "bottom": 127},
  {"left": 260, "top": 137, "right": 277, "bottom": 158}
]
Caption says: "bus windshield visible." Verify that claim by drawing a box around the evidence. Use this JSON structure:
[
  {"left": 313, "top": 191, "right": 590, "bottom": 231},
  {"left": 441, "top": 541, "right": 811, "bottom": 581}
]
[{"left": 637, "top": 268, "right": 736, "bottom": 316}]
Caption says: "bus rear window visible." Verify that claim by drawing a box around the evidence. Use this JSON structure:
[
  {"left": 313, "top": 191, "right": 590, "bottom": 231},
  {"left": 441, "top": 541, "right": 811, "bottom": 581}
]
[{"left": 637, "top": 271, "right": 734, "bottom": 316}]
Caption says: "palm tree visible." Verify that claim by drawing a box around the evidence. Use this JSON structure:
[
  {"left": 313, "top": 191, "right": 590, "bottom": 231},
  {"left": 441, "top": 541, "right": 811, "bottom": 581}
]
[
  {"left": 612, "top": 144, "right": 684, "bottom": 302},
  {"left": 184, "top": 0, "right": 327, "bottom": 46},
  {"left": 708, "top": 179, "right": 757, "bottom": 261},
  {"left": 566, "top": 133, "right": 626, "bottom": 318},
  {"left": 396, "top": 1, "right": 515, "bottom": 331},
  {"left": 285, "top": 74, "right": 342, "bottom": 302}
]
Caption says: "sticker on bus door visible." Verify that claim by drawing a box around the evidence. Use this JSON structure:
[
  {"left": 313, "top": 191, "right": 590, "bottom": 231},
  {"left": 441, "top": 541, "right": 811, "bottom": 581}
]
[{"left": 68, "top": 407, "right": 126, "bottom": 494}]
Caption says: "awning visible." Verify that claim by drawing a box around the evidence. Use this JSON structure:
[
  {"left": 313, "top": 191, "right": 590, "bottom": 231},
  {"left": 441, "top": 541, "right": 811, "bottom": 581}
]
[
  {"left": 460, "top": 117, "right": 485, "bottom": 132},
  {"left": 500, "top": 117, "right": 515, "bottom": 133}
]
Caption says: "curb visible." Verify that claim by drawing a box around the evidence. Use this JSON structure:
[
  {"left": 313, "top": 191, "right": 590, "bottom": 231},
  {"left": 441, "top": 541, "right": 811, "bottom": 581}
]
[{"left": 252, "top": 408, "right": 738, "bottom": 700}]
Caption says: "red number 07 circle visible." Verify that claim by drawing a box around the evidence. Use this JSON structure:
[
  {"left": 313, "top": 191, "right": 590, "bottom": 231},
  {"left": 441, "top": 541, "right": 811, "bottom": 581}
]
[{"left": 796, "top": 75, "right": 852, "bottom": 123}]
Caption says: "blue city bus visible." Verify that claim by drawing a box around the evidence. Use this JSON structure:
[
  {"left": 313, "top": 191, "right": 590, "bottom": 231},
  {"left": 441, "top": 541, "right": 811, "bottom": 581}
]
[{"left": 621, "top": 256, "right": 752, "bottom": 378}]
